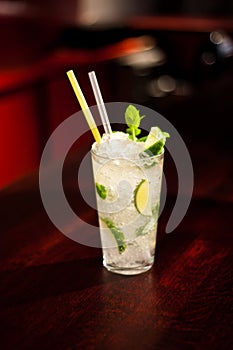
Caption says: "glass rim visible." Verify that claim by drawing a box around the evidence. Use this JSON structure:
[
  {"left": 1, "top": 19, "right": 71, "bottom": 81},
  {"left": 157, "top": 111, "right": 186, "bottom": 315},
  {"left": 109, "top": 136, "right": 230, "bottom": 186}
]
[{"left": 91, "top": 145, "right": 164, "bottom": 161}]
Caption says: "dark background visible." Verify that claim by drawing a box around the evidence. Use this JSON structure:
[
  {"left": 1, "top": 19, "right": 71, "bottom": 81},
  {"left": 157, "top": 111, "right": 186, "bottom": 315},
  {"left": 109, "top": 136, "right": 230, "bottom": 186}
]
[
  {"left": 1, "top": 3, "right": 233, "bottom": 349},
  {"left": 0, "top": 0, "right": 233, "bottom": 188}
]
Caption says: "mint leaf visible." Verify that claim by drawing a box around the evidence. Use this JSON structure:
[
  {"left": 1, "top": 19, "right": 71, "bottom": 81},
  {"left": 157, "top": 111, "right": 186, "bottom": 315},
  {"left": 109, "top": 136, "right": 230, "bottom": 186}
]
[
  {"left": 163, "top": 132, "right": 170, "bottom": 138},
  {"left": 138, "top": 136, "right": 147, "bottom": 142},
  {"left": 95, "top": 183, "right": 107, "bottom": 200},
  {"left": 136, "top": 217, "right": 156, "bottom": 237},
  {"left": 136, "top": 203, "right": 160, "bottom": 237},
  {"left": 125, "top": 105, "right": 141, "bottom": 128},
  {"left": 125, "top": 105, "right": 144, "bottom": 141},
  {"left": 126, "top": 128, "right": 141, "bottom": 136},
  {"left": 101, "top": 217, "right": 126, "bottom": 253}
]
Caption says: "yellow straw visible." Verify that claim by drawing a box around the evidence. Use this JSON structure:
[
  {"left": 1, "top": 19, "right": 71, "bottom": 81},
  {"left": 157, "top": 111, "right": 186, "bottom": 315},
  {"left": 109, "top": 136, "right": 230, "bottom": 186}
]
[{"left": 66, "top": 70, "right": 101, "bottom": 143}]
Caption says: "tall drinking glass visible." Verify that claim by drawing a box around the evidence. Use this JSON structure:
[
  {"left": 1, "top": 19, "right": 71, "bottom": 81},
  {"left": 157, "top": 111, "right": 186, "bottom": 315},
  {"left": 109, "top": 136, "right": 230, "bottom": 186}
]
[{"left": 91, "top": 149, "right": 164, "bottom": 275}]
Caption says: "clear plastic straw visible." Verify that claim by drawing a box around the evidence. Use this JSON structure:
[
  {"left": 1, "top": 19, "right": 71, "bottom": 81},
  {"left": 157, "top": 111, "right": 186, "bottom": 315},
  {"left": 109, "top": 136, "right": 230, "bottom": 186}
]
[
  {"left": 88, "top": 71, "right": 112, "bottom": 135},
  {"left": 66, "top": 70, "right": 101, "bottom": 143}
]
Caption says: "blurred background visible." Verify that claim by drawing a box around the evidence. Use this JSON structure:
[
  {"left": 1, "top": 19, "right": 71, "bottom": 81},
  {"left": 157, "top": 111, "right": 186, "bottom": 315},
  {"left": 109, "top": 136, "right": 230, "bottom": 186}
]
[{"left": 0, "top": 0, "right": 233, "bottom": 188}]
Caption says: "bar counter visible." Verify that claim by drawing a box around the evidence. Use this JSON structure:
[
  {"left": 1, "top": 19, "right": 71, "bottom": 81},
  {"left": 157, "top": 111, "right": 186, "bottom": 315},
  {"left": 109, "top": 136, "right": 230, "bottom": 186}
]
[{"left": 1, "top": 141, "right": 233, "bottom": 350}]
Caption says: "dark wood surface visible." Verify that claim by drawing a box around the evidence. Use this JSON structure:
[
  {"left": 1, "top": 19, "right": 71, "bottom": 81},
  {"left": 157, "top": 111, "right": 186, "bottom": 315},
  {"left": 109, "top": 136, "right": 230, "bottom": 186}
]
[{"left": 1, "top": 141, "right": 233, "bottom": 350}]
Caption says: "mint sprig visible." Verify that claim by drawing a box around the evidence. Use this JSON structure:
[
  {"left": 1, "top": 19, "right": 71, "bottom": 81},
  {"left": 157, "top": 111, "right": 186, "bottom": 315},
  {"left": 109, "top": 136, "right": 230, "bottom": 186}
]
[
  {"left": 125, "top": 105, "right": 144, "bottom": 141},
  {"left": 100, "top": 217, "right": 126, "bottom": 253}
]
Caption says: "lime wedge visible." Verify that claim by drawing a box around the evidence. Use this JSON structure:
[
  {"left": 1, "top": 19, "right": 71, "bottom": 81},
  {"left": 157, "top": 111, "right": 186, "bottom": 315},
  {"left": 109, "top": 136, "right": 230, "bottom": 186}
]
[
  {"left": 144, "top": 126, "right": 169, "bottom": 156},
  {"left": 134, "top": 179, "right": 151, "bottom": 215},
  {"left": 144, "top": 127, "right": 163, "bottom": 148},
  {"left": 144, "top": 140, "right": 164, "bottom": 156}
]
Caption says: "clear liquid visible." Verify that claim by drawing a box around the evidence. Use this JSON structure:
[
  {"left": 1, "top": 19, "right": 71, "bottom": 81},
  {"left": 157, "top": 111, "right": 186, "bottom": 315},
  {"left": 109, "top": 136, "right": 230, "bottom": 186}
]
[{"left": 92, "top": 151, "right": 163, "bottom": 275}]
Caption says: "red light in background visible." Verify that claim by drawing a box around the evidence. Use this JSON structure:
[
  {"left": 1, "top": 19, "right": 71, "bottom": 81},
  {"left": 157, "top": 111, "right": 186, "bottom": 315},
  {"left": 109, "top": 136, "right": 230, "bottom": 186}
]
[{"left": 0, "top": 89, "right": 40, "bottom": 188}]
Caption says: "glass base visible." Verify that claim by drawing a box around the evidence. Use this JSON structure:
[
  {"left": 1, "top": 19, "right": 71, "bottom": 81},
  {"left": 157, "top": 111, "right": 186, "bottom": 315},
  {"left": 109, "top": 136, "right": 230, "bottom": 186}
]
[{"left": 104, "top": 262, "right": 153, "bottom": 275}]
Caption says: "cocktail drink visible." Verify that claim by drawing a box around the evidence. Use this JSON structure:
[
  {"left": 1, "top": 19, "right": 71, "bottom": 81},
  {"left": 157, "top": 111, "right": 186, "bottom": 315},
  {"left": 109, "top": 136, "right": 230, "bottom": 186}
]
[
  {"left": 66, "top": 71, "right": 169, "bottom": 276},
  {"left": 92, "top": 133, "right": 164, "bottom": 275},
  {"left": 91, "top": 105, "right": 168, "bottom": 275}
]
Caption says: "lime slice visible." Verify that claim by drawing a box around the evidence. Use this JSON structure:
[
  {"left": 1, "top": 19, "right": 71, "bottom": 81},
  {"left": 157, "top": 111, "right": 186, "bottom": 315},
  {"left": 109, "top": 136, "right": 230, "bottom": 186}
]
[
  {"left": 144, "top": 126, "right": 169, "bottom": 156},
  {"left": 134, "top": 179, "right": 151, "bottom": 215},
  {"left": 144, "top": 139, "right": 164, "bottom": 156},
  {"left": 144, "top": 127, "right": 164, "bottom": 148}
]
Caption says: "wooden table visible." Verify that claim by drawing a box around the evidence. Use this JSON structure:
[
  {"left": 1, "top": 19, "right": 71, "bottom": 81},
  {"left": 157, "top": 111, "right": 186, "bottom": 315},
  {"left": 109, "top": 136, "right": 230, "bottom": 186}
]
[{"left": 1, "top": 142, "right": 233, "bottom": 350}]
